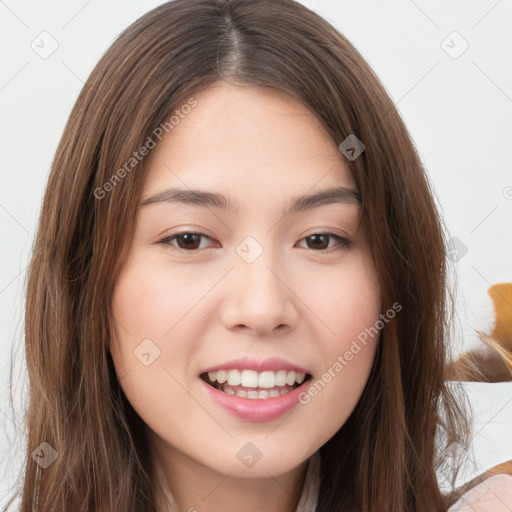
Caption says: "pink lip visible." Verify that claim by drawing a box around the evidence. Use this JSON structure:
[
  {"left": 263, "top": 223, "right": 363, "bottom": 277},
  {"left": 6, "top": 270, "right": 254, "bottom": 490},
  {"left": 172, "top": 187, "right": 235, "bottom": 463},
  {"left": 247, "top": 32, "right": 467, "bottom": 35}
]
[
  {"left": 200, "top": 357, "right": 310, "bottom": 374},
  {"left": 200, "top": 377, "right": 312, "bottom": 422}
]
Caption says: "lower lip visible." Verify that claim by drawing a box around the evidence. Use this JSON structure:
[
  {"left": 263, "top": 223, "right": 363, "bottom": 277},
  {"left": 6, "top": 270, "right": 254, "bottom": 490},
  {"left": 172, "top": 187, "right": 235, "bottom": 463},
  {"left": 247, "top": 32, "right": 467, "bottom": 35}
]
[{"left": 200, "top": 378, "right": 311, "bottom": 422}]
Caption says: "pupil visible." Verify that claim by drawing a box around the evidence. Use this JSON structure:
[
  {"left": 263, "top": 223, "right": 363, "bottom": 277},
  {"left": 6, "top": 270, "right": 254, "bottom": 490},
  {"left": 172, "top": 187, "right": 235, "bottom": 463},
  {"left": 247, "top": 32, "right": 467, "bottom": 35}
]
[
  {"left": 309, "top": 234, "right": 327, "bottom": 249},
  {"left": 180, "top": 234, "right": 199, "bottom": 249}
]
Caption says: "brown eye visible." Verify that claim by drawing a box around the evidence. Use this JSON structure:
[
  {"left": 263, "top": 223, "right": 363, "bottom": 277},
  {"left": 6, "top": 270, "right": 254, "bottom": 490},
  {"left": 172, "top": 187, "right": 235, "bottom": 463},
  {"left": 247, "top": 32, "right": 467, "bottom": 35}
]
[
  {"left": 158, "top": 232, "right": 215, "bottom": 251},
  {"left": 305, "top": 234, "right": 330, "bottom": 250},
  {"left": 297, "top": 233, "right": 352, "bottom": 252},
  {"left": 157, "top": 231, "right": 352, "bottom": 253}
]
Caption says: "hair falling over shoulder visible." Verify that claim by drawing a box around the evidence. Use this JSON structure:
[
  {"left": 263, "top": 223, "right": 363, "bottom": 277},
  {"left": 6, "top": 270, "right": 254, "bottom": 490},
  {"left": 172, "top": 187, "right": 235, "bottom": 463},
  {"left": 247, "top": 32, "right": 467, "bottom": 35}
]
[{"left": 5, "top": 1, "right": 470, "bottom": 511}]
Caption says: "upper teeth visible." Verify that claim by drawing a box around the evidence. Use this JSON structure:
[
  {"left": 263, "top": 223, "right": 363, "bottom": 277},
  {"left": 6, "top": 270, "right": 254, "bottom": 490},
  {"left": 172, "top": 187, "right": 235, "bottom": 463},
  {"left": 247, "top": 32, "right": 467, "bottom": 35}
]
[{"left": 207, "top": 369, "right": 306, "bottom": 388}]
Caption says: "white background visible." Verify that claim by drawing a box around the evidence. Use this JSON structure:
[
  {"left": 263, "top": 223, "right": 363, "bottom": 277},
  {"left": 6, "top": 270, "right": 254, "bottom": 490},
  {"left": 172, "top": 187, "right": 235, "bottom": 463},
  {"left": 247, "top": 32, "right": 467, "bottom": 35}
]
[{"left": 1, "top": 0, "right": 511, "bottom": 507}]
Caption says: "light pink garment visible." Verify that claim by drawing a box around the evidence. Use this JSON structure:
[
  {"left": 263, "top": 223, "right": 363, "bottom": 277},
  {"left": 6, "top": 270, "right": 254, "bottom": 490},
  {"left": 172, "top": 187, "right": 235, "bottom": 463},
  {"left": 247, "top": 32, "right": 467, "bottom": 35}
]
[
  {"left": 448, "top": 474, "right": 512, "bottom": 511},
  {"left": 295, "top": 451, "right": 512, "bottom": 512}
]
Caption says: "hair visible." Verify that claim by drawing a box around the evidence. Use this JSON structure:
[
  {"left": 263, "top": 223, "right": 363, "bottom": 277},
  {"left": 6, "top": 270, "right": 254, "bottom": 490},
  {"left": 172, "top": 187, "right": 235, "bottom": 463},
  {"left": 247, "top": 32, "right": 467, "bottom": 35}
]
[{"left": 4, "top": 0, "right": 471, "bottom": 511}]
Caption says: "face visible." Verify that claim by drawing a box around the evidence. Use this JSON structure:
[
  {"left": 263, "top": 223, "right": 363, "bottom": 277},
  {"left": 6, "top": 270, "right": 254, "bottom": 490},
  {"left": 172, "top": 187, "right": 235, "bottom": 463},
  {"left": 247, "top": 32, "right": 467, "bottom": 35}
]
[{"left": 110, "top": 82, "right": 381, "bottom": 481}]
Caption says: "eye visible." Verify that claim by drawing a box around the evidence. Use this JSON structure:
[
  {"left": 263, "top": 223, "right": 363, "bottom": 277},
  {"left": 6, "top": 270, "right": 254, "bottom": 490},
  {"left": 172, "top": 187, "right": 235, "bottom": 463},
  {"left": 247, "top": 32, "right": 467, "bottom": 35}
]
[
  {"left": 296, "top": 233, "right": 352, "bottom": 252},
  {"left": 157, "top": 232, "right": 217, "bottom": 251},
  {"left": 157, "top": 231, "right": 352, "bottom": 252}
]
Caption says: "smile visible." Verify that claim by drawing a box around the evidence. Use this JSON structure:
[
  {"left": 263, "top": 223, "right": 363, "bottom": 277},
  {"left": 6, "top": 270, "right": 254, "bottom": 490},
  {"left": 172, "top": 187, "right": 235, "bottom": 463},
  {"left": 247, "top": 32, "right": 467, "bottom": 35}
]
[{"left": 200, "top": 369, "right": 312, "bottom": 399}]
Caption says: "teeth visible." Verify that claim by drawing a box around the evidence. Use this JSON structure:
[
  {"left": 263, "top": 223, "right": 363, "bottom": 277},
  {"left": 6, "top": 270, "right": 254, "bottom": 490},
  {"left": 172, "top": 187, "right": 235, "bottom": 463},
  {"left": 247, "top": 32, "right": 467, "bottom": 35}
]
[
  {"left": 227, "top": 369, "right": 241, "bottom": 386},
  {"left": 204, "top": 369, "right": 310, "bottom": 399},
  {"left": 241, "top": 370, "right": 258, "bottom": 388},
  {"left": 275, "top": 370, "right": 287, "bottom": 386},
  {"left": 207, "top": 369, "right": 307, "bottom": 388},
  {"left": 258, "top": 371, "right": 275, "bottom": 388}
]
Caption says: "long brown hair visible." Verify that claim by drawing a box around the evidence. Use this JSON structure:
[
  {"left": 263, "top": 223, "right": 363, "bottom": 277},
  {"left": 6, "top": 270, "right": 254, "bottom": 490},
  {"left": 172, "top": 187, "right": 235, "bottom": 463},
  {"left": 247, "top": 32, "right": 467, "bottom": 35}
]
[{"left": 5, "top": 0, "right": 470, "bottom": 510}]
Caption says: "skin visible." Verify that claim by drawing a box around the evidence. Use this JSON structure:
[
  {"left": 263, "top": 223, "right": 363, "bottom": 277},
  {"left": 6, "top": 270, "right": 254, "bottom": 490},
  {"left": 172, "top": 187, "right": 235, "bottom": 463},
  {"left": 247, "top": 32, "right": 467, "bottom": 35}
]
[{"left": 110, "top": 82, "right": 382, "bottom": 512}]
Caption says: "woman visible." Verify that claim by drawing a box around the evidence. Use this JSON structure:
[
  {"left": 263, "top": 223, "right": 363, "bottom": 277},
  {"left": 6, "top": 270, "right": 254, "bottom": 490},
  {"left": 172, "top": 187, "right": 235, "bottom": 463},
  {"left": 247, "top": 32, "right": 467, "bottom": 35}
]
[{"left": 5, "top": 0, "right": 511, "bottom": 510}]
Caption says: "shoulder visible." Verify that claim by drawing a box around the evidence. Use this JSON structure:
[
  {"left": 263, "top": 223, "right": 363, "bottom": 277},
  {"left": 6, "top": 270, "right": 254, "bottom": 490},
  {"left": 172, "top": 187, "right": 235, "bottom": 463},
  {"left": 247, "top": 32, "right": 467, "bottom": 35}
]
[{"left": 448, "top": 474, "right": 512, "bottom": 511}]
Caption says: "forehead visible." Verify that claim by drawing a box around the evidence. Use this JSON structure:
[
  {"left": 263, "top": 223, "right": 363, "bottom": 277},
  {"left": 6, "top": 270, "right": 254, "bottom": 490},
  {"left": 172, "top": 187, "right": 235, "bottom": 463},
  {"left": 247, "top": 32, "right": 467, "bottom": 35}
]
[{"left": 142, "top": 83, "right": 356, "bottom": 204}]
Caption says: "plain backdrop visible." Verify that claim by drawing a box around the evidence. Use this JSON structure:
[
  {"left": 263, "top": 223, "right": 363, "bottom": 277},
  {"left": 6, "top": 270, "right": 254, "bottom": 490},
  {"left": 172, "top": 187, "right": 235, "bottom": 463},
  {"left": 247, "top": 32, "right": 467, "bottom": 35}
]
[{"left": 1, "top": 0, "right": 511, "bottom": 507}]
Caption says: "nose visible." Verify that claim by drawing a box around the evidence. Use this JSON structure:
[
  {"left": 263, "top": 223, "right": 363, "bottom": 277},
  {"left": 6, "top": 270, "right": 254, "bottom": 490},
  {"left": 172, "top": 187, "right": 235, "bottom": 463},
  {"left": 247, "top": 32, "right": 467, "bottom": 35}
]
[{"left": 220, "top": 254, "right": 300, "bottom": 337}]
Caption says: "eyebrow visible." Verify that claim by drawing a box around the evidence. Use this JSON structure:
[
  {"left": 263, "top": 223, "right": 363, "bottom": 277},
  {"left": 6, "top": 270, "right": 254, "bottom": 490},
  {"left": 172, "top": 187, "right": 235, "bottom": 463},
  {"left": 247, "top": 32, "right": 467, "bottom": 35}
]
[{"left": 141, "top": 185, "right": 361, "bottom": 215}]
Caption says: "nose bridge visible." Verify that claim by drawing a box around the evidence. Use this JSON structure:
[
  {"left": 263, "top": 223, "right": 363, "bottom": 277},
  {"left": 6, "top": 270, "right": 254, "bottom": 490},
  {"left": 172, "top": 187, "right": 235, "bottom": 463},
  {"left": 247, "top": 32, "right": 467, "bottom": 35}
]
[
  {"left": 235, "top": 234, "right": 286, "bottom": 304},
  {"left": 222, "top": 234, "right": 298, "bottom": 333}
]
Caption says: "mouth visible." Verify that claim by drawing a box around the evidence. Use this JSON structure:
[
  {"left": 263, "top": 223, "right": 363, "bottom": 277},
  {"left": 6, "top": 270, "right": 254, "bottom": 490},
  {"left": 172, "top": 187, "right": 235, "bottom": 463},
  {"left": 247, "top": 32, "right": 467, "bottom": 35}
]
[{"left": 200, "top": 369, "right": 313, "bottom": 399}]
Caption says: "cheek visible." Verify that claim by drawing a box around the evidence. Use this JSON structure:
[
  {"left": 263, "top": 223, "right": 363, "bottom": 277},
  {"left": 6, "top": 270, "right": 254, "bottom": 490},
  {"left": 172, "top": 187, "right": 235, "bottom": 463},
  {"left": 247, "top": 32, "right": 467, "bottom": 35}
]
[
  {"left": 111, "top": 253, "right": 212, "bottom": 340},
  {"left": 109, "top": 256, "right": 204, "bottom": 436},
  {"left": 316, "top": 284, "right": 379, "bottom": 390},
  {"left": 109, "top": 254, "right": 196, "bottom": 390},
  {"left": 294, "top": 252, "right": 381, "bottom": 445},
  {"left": 304, "top": 251, "right": 381, "bottom": 349},
  {"left": 325, "top": 253, "right": 381, "bottom": 376}
]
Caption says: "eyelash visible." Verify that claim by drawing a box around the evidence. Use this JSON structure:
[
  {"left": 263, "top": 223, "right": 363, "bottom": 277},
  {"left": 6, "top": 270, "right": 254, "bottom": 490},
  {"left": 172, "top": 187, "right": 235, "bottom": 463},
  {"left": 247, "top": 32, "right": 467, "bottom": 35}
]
[{"left": 157, "top": 231, "right": 353, "bottom": 253}]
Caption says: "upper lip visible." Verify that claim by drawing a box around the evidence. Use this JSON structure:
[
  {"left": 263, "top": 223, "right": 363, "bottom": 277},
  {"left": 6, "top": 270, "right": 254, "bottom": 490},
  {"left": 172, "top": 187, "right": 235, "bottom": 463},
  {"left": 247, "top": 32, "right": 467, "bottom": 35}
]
[{"left": 200, "top": 357, "right": 311, "bottom": 375}]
